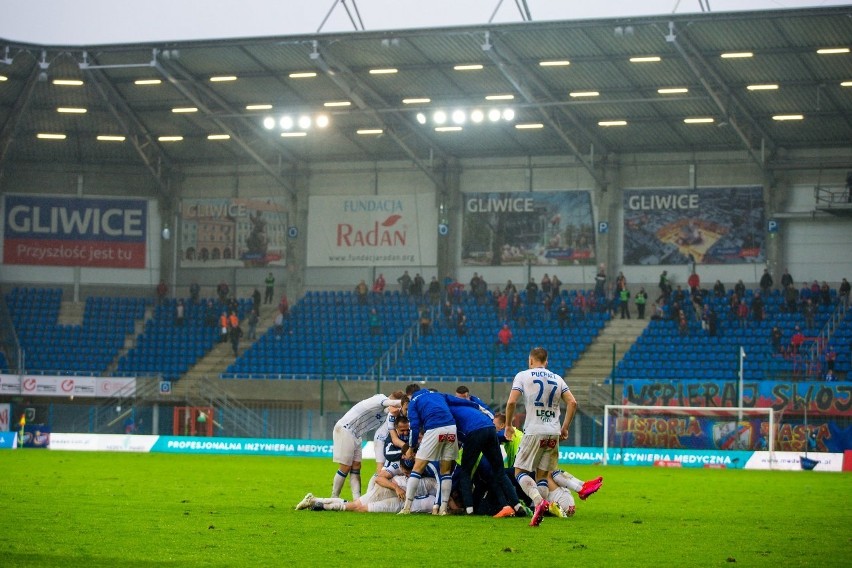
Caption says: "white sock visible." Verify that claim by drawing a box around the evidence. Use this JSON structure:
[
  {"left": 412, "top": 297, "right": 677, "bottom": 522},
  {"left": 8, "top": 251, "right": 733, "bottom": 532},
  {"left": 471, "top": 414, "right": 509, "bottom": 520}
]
[
  {"left": 517, "top": 473, "right": 542, "bottom": 506},
  {"left": 404, "top": 471, "right": 421, "bottom": 510},
  {"left": 552, "top": 470, "right": 583, "bottom": 492},
  {"left": 350, "top": 469, "right": 361, "bottom": 499},
  {"left": 332, "top": 470, "right": 347, "bottom": 498},
  {"left": 537, "top": 481, "right": 549, "bottom": 501},
  {"left": 440, "top": 475, "right": 453, "bottom": 511}
]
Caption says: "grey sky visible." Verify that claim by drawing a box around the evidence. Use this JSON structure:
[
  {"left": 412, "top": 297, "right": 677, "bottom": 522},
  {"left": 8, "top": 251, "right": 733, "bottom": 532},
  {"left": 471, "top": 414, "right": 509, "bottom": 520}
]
[{"left": 0, "top": 0, "right": 847, "bottom": 45}]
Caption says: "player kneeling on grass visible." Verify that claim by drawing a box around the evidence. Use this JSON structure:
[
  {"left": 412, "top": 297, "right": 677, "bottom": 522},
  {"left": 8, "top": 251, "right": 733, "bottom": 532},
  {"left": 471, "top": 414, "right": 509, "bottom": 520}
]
[{"left": 297, "top": 459, "right": 437, "bottom": 513}]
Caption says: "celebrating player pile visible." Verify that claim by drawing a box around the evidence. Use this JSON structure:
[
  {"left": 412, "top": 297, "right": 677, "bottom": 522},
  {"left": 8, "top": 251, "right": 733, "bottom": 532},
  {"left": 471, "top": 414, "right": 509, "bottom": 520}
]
[{"left": 295, "top": 346, "right": 602, "bottom": 524}]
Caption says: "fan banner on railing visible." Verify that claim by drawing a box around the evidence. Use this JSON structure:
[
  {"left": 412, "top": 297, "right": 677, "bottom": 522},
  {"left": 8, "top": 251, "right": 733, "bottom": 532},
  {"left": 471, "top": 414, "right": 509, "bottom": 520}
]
[
  {"left": 607, "top": 414, "right": 836, "bottom": 452},
  {"left": 306, "top": 194, "right": 437, "bottom": 267},
  {"left": 461, "top": 191, "right": 596, "bottom": 266},
  {"left": 178, "top": 197, "right": 288, "bottom": 268},
  {"left": 622, "top": 379, "right": 852, "bottom": 416},
  {"left": 2, "top": 194, "right": 147, "bottom": 268},
  {"left": 622, "top": 186, "right": 764, "bottom": 265},
  {"left": 0, "top": 374, "right": 137, "bottom": 398}
]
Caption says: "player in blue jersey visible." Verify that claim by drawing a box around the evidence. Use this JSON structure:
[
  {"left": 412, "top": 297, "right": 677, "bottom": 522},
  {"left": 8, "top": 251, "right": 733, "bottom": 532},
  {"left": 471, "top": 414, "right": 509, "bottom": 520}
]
[
  {"left": 331, "top": 391, "right": 403, "bottom": 499},
  {"left": 398, "top": 384, "right": 457, "bottom": 515},
  {"left": 504, "top": 346, "right": 577, "bottom": 527},
  {"left": 442, "top": 393, "right": 525, "bottom": 518}
]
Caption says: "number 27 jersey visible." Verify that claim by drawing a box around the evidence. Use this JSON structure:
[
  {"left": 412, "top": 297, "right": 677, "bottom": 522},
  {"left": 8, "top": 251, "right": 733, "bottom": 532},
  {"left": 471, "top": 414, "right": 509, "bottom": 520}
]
[{"left": 511, "top": 367, "right": 569, "bottom": 435}]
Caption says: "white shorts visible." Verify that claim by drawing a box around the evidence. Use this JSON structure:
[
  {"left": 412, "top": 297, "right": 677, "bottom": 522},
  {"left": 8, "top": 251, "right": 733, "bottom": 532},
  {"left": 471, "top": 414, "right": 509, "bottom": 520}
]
[
  {"left": 332, "top": 424, "right": 362, "bottom": 466},
  {"left": 416, "top": 425, "right": 458, "bottom": 462},
  {"left": 513, "top": 433, "right": 559, "bottom": 474},
  {"left": 367, "top": 497, "right": 403, "bottom": 513},
  {"left": 411, "top": 494, "right": 437, "bottom": 513},
  {"left": 360, "top": 484, "right": 396, "bottom": 506}
]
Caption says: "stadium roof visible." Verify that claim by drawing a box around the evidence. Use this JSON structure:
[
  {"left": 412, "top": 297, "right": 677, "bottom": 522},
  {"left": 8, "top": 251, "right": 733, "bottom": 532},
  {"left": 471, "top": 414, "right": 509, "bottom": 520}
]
[{"left": 0, "top": 5, "right": 850, "bottom": 192}]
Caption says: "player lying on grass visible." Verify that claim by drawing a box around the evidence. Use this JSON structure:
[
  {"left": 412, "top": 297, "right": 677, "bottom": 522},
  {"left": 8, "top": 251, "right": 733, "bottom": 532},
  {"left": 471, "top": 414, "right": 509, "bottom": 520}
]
[{"left": 297, "top": 458, "right": 437, "bottom": 513}]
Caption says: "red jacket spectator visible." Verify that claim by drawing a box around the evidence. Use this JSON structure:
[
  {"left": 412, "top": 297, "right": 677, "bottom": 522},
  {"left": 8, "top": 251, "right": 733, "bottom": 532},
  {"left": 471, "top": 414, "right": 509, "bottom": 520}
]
[{"left": 497, "top": 324, "right": 513, "bottom": 350}]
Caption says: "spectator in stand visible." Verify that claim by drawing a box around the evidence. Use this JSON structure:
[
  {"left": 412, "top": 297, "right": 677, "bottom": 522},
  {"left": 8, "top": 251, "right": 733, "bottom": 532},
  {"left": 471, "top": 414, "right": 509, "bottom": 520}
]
[
  {"left": 473, "top": 273, "right": 488, "bottom": 305},
  {"left": 825, "top": 345, "right": 837, "bottom": 372},
  {"left": 619, "top": 286, "right": 631, "bottom": 319},
  {"left": 174, "top": 299, "right": 185, "bottom": 327},
  {"left": 456, "top": 307, "right": 468, "bottom": 336},
  {"left": 839, "top": 277, "right": 850, "bottom": 306},
  {"left": 189, "top": 281, "right": 200, "bottom": 304},
  {"left": 759, "top": 268, "right": 773, "bottom": 296},
  {"left": 615, "top": 271, "right": 627, "bottom": 292},
  {"left": 783, "top": 283, "right": 799, "bottom": 313},
  {"left": 494, "top": 288, "right": 509, "bottom": 321},
  {"left": 251, "top": 288, "right": 262, "bottom": 311},
  {"left": 658, "top": 270, "right": 671, "bottom": 301},
  {"left": 556, "top": 299, "right": 570, "bottom": 331},
  {"left": 819, "top": 281, "right": 831, "bottom": 306},
  {"left": 541, "top": 274, "right": 552, "bottom": 298},
  {"left": 751, "top": 292, "right": 764, "bottom": 323},
  {"left": 678, "top": 311, "right": 689, "bottom": 337},
  {"left": 355, "top": 280, "right": 369, "bottom": 305},
  {"left": 734, "top": 280, "right": 746, "bottom": 300},
  {"left": 713, "top": 280, "right": 726, "bottom": 298},
  {"left": 770, "top": 326, "right": 783, "bottom": 354},
  {"left": 551, "top": 274, "right": 562, "bottom": 298},
  {"left": 525, "top": 277, "right": 539, "bottom": 313},
  {"left": 372, "top": 273, "right": 386, "bottom": 300},
  {"left": 446, "top": 277, "right": 464, "bottom": 304},
  {"left": 809, "top": 280, "right": 820, "bottom": 298},
  {"left": 542, "top": 291, "right": 554, "bottom": 321},
  {"left": 595, "top": 265, "right": 607, "bottom": 297},
  {"left": 419, "top": 306, "right": 432, "bottom": 336},
  {"left": 673, "top": 285, "right": 686, "bottom": 306},
  {"left": 273, "top": 311, "right": 285, "bottom": 338},
  {"left": 780, "top": 268, "right": 794, "bottom": 290},
  {"left": 204, "top": 299, "right": 218, "bottom": 328},
  {"left": 278, "top": 294, "right": 290, "bottom": 319},
  {"left": 156, "top": 280, "right": 168, "bottom": 306},
  {"left": 497, "top": 323, "right": 513, "bottom": 352},
  {"left": 790, "top": 326, "right": 805, "bottom": 356},
  {"left": 264, "top": 272, "right": 275, "bottom": 304},
  {"left": 687, "top": 271, "right": 700, "bottom": 297},
  {"left": 216, "top": 281, "right": 230, "bottom": 303},
  {"left": 442, "top": 300, "right": 454, "bottom": 328},
  {"left": 634, "top": 287, "right": 648, "bottom": 319},
  {"left": 802, "top": 298, "right": 816, "bottom": 330},
  {"left": 397, "top": 270, "right": 412, "bottom": 296},
  {"left": 411, "top": 273, "right": 425, "bottom": 300},
  {"left": 470, "top": 272, "right": 482, "bottom": 297},
  {"left": 369, "top": 309, "right": 382, "bottom": 336},
  {"left": 799, "top": 281, "right": 812, "bottom": 302},
  {"left": 246, "top": 307, "right": 259, "bottom": 340},
  {"left": 706, "top": 307, "right": 718, "bottom": 337},
  {"left": 230, "top": 318, "right": 242, "bottom": 357},
  {"left": 736, "top": 300, "right": 749, "bottom": 329},
  {"left": 428, "top": 276, "right": 441, "bottom": 305},
  {"left": 219, "top": 311, "right": 229, "bottom": 343}
]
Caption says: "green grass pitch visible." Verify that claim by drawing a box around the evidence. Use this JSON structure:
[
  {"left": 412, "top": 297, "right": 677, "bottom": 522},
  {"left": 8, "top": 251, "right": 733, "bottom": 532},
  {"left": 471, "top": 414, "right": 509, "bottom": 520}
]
[{"left": 1, "top": 450, "right": 850, "bottom": 567}]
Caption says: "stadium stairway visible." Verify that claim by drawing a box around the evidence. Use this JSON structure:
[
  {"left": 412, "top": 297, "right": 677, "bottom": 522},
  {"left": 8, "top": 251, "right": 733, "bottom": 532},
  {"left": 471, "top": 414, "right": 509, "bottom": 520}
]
[
  {"left": 566, "top": 318, "right": 647, "bottom": 409},
  {"left": 177, "top": 302, "right": 281, "bottom": 392}
]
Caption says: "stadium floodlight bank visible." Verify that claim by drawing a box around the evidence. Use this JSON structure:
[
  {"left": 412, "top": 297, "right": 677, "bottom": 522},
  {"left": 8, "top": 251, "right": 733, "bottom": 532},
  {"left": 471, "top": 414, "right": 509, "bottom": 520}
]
[{"left": 603, "top": 405, "right": 777, "bottom": 467}]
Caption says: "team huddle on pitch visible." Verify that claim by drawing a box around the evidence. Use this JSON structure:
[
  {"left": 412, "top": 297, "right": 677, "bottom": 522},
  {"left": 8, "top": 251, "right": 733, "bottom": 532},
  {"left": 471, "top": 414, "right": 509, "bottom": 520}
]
[{"left": 295, "top": 346, "right": 603, "bottom": 526}]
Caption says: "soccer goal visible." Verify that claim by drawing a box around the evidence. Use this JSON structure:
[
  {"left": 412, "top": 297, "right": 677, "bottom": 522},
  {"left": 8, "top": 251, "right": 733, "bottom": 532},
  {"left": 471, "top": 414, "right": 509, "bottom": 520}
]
[{"left": 603, "top": 405, "right": 778, "bottom": 466}]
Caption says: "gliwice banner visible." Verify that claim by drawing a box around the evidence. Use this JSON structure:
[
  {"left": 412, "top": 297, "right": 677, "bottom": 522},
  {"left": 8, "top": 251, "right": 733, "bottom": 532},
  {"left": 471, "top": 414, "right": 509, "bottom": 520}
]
[
  {"left": 622, "top": 186, "right": 764, "bottom": 265},
  {"left": 462, "top": 191, "right": 595, "bottom": 266},
  {"left": 3, "top": 194, "right": 147, "bottom": 268},
  {"left": 307, "top": 194, "right": 437, "bottom": 267},
  {"left": 179, "top": 198, "right": 288, "bottom": 268}
]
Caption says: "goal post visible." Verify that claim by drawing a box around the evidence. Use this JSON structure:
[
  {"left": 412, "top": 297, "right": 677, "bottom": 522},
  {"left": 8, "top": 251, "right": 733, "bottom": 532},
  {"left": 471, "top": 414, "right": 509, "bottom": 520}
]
[{"left": 603, "top": 405, "right": 777, "bottom": 467}]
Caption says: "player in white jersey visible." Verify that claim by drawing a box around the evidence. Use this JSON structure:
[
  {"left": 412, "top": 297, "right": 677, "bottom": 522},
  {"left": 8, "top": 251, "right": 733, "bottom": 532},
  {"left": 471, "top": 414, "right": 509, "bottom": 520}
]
[
  {"left": 373, "top": 404, "right": 401, "bottom": 472},
  {"left": 504, "top": 346, "right": 577, "bottom": 527},
  {"left": 332, "top": 391, "right": 403, "bottom": 499}
]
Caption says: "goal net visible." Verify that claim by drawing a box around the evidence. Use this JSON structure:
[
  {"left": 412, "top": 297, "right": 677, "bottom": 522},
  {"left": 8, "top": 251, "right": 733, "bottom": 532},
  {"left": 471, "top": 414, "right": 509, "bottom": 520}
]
[{"left": 603, "top": 405, "right": 778, "bottom": 466}]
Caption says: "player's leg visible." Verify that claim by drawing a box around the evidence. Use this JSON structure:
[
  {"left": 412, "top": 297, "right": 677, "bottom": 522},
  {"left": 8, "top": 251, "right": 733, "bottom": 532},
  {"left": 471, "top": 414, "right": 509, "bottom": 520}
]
[
  {"left": 349, "top": 458, "right": 362, "bottom": 499},
  {"left": 331, "top": 425, "right": 356, "bottom": 498},
  {"left": 456, "top": 430, "right": 485, "bottom": 514},
  {"left": 437, "top": 426, "right": 459, "bottom": 515},
  {"left": 480, "top": 432, "right": 525, "bottom": 515}
]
